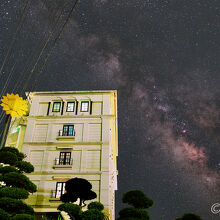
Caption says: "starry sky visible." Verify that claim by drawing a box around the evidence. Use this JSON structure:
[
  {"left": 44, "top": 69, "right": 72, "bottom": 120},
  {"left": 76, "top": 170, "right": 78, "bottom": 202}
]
[{"left": 0, "top": 0, "right": 220, "bottom": 219}]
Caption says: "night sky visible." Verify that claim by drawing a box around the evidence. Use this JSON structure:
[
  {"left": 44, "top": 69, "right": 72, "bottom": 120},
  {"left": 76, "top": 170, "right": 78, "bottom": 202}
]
[{"left": 0, "top": 0, "right": 220, "bottom": 219}]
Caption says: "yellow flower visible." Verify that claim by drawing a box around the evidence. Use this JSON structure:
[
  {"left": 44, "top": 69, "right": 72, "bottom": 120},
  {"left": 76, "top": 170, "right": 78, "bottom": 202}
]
[{"left": 0, "top": 93, "right": 28, "bottom": 117}]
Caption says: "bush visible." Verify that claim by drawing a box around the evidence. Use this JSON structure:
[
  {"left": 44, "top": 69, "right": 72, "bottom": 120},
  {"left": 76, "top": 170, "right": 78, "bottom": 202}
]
[
  {"left": 10, "top": 213, "right": 35, "bottom": 220},
  {"left": 0, "top": 208, "right": 10, "bottom": 220},
  {"left": 1, "top": 147, "right": 25, "bottom": 161},
  {"left": 119, "top": 207, "right": 149, "bottom": 220},
  {"left": 181, "top": 213, "right": 202, "bottom": 220},
  {"left": 0, "top": 152, "right": 18, "bottom": 165},
  {"left": 0, "top": 197, "right": 34, "bottom": 215},
  {"left": 88, "top": 202, "right": 104, "bottom": 211},
  {"left": 122, "top": 190, "right": 154, "bottom": 209},
  {"left": 2, "top": 172, "right": 37, "bottom": 192},
  {"left": 58, "top": 203, "right": 81, "bottom": 219},
  {"left": 0, "top": 166, "right": 18, "bottom": 175},
  {"left": 15, "top": 161, "right": 34, "bottom": 173},
  {"left": 0, "top": 187, "right": 29, "bottom": 199},
  {"left": 81, "top": 209, "right": 104, "bottom": 220}
]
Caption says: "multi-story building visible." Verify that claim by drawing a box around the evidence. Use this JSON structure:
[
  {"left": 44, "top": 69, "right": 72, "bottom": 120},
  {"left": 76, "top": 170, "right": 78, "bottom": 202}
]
[{"left": 5, "top": 90, "right": 118, "bottom": 220}]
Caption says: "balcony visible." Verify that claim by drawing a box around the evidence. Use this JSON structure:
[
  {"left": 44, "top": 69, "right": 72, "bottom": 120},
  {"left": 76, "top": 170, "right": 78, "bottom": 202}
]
[
  {"left": 53, "top": 158, "right": 73, "bottom": 168},
  {"left": 56, "top": 130, "right": 76, "bottom": 140},
  {"left": 50, "top": 190, "right": 61, "bottom": 201}
]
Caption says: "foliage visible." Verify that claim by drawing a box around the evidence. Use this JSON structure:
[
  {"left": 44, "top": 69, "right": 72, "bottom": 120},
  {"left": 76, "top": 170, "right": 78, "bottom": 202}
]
[
  {"left": 1, "top": 172, "right": 37, "bottom": 192},
  {"left": 0, "top": 208, "right": 10, "bottom": 220},
  {"left": 0, "top": 165, "right": 18, "bottom": 174},
  {"left": 58, "top": 203, "right": 81, "bottom": 220},
  {"left": 119, "top": 207, "right": 149, "bottom": 220},
  {"left": 60, "top": 178, "right": 97, "bottom": 206},
  {"left": 10, "top": 214, "right": 35, "bottom": 220},
  {"left": 0, "top": 187, "right": 29, "bottom": 199},
  {"left": 0, "top": 197, "right": 34, "bottom": 215},
  {"left": 80, "top": 209, "right": 104, "bottom": 220},
  {"left": 88, "top": 201, "right": 104, "bottom": 211},
  {"left": 0, "top": 151, "right": 18, "bottom": 165},
  {"left": 15, "top": 161, "right": 34, "bottom": 173},
  {"left": 1, "top": 147, "right": 25, "bottom": 161},
  {"left": 122, "top": 190, "right": 154, "bottom": 209},
  {"left": 177, "top": 213, "right": 202, "bottom": 220}
]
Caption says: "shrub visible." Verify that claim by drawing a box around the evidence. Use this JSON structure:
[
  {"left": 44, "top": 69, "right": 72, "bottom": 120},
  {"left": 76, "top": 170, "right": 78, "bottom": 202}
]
[
  {"left": 119, "top": 207, "right": 149, "bottom": 220},
  {"left": 58, "top": 203, "right": 81, "bottom": 219},
  {"left": 122, "top": 190, "right": 154, "bottom": 209},
  {"left": 1, "top": 147, "right": 25, "bottom": 161},
  {"left": 0, "top": 152, "right": 18, "bottom": 165},
  {"left": 15, "top": 161, "right": 34, "bottom": 173},
  {"left": 0, "top": 208, "right": 10, "bottom": 220},
  {"left": 181, "top": 213, "right": 202, "bottom": 220},
  {"left": 88, "top": 202, "right": 104, "bottom": 211},
  {"left": 10, "top": 213, "right": 35, "bottom": 220},
  {"left": 81, "top": 209, "right": 104, "bottom": 220},
  {"left": 2, "top": 172, "right": 37, "bottom": 192},
  {"left": 0, "top": 187, "right": 29, "bottom": 199},
  {"left": 0, "top": 166, "right": 18, "bottom": 175},
  {"left": 0, "top": 197, "right": 34, "bottom": 215}
]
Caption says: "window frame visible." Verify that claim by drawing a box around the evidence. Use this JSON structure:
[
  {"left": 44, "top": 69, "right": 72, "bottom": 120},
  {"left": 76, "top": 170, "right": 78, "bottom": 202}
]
[
  {"left": 62, "top": 125, "right": 74, "bottom": 136},
  {"left": 59, "top": 152, "right": 71, "bottom": 165},
  {"left": 52, "top": 102, "right": 61, "bottom": 112},
  {"left": 80, "top": 101, "right": 89, "bottom": 112},
  {"left": 66, "top": 102, "right": 75, "bottom": 112},
  {"left": 55, "top": 182, "right": 66, "bottom": 198}
]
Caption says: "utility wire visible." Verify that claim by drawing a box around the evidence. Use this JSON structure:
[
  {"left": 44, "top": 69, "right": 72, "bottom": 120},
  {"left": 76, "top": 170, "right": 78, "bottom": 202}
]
[
  {"left": 21, "top": 0, "right": 72, "bottom": 94},
  {"left": 28, "top": 0, "right": 80, "bottom": 95},
  {"left": 0, "top": 0, "right": 31, "bottom": 79}
]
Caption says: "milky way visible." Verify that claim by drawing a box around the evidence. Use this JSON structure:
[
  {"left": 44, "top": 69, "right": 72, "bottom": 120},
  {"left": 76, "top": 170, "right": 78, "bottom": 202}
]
[{"left": 0, "top": 0, "right": 220, "bottom": 219}]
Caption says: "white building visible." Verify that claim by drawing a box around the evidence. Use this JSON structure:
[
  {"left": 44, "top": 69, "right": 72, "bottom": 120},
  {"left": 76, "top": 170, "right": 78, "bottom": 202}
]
[{"left": 5, "top": 90, "right": 118, "bottom": 220}]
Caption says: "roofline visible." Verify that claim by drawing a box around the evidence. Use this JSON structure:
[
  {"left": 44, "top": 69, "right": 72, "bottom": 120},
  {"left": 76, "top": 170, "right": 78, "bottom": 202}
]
[{"left": 25, "top": 90, "right": 117, "bottom": 96}]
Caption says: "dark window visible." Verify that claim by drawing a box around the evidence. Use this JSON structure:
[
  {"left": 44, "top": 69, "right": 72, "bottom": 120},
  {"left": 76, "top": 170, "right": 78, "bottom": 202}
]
[
  {"left": 63, "top": 125, "right": 74, "bottom": 136},
  {"left": 81, "top": 101, "right": 89, "bottom": 112},
  {"left": 55, "top": 182, "right": 66, "bottom": 198},
  {"left": 52, "top": 102, "right": 61, "bottom": 112},
  {"left": 66, "top": 102, "right": 75, "bottom": 112},
  {"left": 59, "top": 152, "right": 71, "bottom": 165}
]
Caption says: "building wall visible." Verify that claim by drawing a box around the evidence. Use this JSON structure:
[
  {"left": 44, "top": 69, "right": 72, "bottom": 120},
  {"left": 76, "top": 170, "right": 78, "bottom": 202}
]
[{"left": 5, "top": 91, "right": 118, "bottom": 220}]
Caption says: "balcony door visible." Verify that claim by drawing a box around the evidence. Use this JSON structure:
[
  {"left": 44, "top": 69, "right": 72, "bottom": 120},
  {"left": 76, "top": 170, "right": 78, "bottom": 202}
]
[{"left": 55, "top": 182, "right": 66, "bottom": 198}]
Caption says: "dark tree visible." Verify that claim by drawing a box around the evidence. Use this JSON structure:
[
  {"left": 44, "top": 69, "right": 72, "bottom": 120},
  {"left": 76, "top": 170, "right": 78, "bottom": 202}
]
[
  {"left": 176, "top": 213, "right": 202, "bottom": 220},
  {"left": 117, "top": 190, "right": 154, "bottom": 220},
  {"left": 58, "top": 203, "right": 81, "bottom": 220},
  {"left": 80, "top": 209, "right": 104, "bottom": 220},
  {"left": 122, "top": 190, "right": 154, "bottom": 209},
  {"left": 88, "top": 201, "right": 104, "bottom": 211},
  {"left": 0, "top": 147, "right": 37, "bottom": 219},
  {"left": 60, "top": 178, "right": 97, "bottom": 207}
]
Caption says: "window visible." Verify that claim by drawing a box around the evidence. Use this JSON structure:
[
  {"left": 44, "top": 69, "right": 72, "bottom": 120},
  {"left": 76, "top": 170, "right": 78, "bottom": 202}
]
[
  {"left": 52, "top": 102, "right": 61, "bottom": 112},
  {"left": 59, "top": 152, "right": 71, "bottom": 165},
  {"left": 66, "top": 102, "right": 75, "bottom": 112},
  {"left": 55, "top": 182, "right": 66, "bottom": 198},
  {"left": 63, "top": 125, "right": 74, "bottom": 136},
  {"left": 81, "top": 101, "right": 89, "bottom": 112}
]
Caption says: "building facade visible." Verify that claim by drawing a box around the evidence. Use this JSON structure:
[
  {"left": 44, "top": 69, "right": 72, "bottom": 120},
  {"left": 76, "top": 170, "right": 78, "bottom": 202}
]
[{"left": 5, "top": 91, "right": 118, "bottom": 220}]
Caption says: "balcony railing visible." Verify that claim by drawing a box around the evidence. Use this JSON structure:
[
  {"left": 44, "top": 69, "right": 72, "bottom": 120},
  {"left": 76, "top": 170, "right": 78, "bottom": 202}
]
[
  {"left": 51, "top": 190, "right": 62, "bottom": 199},
  {"left": 54, "top": 158, "right": 73, "bottom": 166},
  {"left": 58, "top": 130, "right": 76, "bottom": 137}
]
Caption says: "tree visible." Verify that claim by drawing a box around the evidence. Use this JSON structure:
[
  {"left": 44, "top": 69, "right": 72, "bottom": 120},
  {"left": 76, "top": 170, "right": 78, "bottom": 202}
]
[
  {"left": 175, "top": 213, "right": 202, "bottom": 220},
  {"left": 117, "top": 190, "right": 154, "bottom": 220},
  {"left": 58, "top": 203, "right": 81, "bottom": 220},
  {"left": 0, "top": 147, "right": 37, "bottom": 219},
  {"left": 80, "top": 209, "right": 104, "bottom": 220},
  {"left": 60, "top": 178, "right": 97, "bottom": 206}
]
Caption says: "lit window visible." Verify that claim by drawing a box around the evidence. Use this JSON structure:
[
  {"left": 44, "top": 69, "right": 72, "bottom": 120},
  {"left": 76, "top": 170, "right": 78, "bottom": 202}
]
[
  {"left": 52, "top": 102, "right": 61, "bottom": 112},
  {"left": 59, "top": 152, "right": 71, "bottom": 165},
  {"left": 81, "top": 101, "right": 89, "bottom": 112},
  {"left": 55, "top": 182, "right": 66, "bottom": 198},
  {"left": 66, "top": 102, "right": 75, "bottom": 112},
  {"left": 63, "top": 125, "right": 74, "bottom": 136}
]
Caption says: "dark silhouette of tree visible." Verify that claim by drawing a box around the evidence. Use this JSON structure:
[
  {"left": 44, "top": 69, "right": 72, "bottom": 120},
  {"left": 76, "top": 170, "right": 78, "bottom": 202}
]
[
  {"left": 60, "top": 178, "right": 97, "bottom": 207},
  {"left": 175, "top": 213, "right": 202, "bottom": 220},
  {"left": 0, "top": 147, "right": 37, "bottom": 219},
  {"left": 117, "top": 190, "right": 154, "bottom": 220}
]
